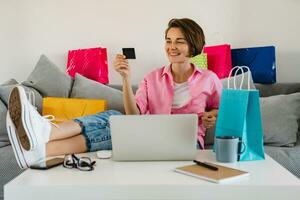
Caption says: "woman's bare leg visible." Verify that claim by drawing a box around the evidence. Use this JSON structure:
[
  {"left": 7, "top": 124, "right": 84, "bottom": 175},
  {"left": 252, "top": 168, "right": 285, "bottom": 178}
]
[
  {"left": 46, "top": 134, "right": 87, "bottom": 157},
  {"left": 49, "top": 120, "right": 82, "bottom": 141}
]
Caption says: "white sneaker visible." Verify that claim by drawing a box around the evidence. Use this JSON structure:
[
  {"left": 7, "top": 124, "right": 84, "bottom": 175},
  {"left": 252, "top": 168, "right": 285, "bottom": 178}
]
[
  {"left": 7, "top": 85, "right": 51, "bottom": 151},
  {"left": 6, "top": 112, "right": 46, "bottom": 169}
]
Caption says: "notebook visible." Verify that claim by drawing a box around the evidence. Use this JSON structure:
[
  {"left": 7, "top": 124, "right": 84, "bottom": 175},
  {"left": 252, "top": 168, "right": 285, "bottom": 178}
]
[
  {"left": 109, "top": 114, "right": 198, "bottom": 161},
  {"left": 174, "top": 163, "right": 250, "bottom": 183}
]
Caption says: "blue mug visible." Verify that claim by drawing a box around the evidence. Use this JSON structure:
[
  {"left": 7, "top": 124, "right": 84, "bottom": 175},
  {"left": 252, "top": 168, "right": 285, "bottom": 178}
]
[{"left": 215, "top": 136, "right": 246, "bottom": 163}]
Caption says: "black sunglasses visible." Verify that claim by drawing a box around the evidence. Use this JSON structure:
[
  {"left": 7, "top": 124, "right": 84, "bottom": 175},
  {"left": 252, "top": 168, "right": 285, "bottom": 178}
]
[{"left": 63, "top": 154, "right": 96, "bottom": 171}]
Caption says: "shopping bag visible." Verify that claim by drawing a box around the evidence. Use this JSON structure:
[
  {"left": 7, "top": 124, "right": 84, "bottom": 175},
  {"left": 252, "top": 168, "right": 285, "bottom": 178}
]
[
  {"left": 190, "top": 53, "right": 207, "bottom": 70},
  {"left": 203, "top": 44, "right": 232, "bottom": 78},
  {"left": 231, "top": 46, "right": 276, "bottom": 83},
  {"left": 66, "top": 47, "right": 109, "bottom": 84},
  {"left": 42, "top": 97, "right": 107, "bottom": 123},
  {"left": 215, "top": 66, "right": 265, "bottom": 161}
]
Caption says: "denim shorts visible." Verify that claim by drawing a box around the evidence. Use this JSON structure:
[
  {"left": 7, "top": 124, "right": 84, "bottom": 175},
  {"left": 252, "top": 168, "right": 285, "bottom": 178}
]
[
  {"left": 74, "top": 110, "right": 122, "bottom": 152},
  {"left": 74, "top": 110, "right": 202, "bottom": 152}
]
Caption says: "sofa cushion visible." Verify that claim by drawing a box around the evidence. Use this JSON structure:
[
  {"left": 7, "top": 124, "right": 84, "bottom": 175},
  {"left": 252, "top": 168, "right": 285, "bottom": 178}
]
[
  {"left": 255, "top": 83, "right": 300, "bottom": 97},
  {"left": 261, "top": 93, "right": 300, "bottom": 147},
  {"left": 70, "top": 74, "right": 125, "bottom": 113},
  {"left": 22, "top": 55, "right": 73, "bottom": 97},
  {"left": 109, "top": 84, "right": 139, "bottom": 94},
  {"left": 1, "top": 79, "right": 18, "bottom": 86}
]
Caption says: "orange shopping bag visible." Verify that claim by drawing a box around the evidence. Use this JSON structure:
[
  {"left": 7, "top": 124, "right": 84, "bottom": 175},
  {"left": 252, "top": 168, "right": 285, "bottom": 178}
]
[{"left": 42, "top": 97, "right": 107, "bottom": 123}]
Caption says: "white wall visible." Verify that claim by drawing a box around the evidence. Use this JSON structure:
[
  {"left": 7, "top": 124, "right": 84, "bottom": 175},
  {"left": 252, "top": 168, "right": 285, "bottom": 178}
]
[
  {"left": 0, "top": 0, "right": 299, "bottom": 84},
  {"left": 240, "top": 0, "right": 300, "bottom": 83}
]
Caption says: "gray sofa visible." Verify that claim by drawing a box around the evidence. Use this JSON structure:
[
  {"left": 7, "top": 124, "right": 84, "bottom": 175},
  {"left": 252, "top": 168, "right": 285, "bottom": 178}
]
[
  {"left": 1, "top": 55, "right": 300, "bottom": 200},
  {"left": 253, "top": 83, "right": 300, "bottom": 178}
]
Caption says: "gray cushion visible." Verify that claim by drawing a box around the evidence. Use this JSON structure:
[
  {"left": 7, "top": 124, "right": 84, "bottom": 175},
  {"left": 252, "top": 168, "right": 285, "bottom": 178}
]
[
  {"left": 70, "top": 74, "right": 125, "bottom": 113},
  {"left": 22, "top": 54, "right": 73, "bottom": 97},
  {"left": 1, "top": 79, "right": 18, "bottom": 86},
  {"left": 256, "top": 82, "right": 300, "bottom": 97},
  {"left": 261, "top": 93, "right": 300, "bottom": 147},
  {"left": 109, "top": 84, "right": 139, "bottom": 94}
]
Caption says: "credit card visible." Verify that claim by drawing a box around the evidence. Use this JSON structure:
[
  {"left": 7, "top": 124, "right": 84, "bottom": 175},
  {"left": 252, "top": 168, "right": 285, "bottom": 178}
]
[{"left": 122, "top": 48, "right": 136, "bottom": 59}]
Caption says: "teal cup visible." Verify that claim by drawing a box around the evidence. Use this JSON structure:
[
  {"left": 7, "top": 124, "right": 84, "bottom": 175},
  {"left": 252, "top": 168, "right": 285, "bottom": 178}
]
[{"left": 215, "top": 136, "right": 246, "bottom": 163}]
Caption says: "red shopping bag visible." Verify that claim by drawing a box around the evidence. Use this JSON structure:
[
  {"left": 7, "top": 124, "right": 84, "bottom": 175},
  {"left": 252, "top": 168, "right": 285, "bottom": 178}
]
[
  {"left": 66, "top": 47, "right": 109, "bottom": 84},
  {"left": 203, "top": 44, "right": 232, "bottom": 79}
]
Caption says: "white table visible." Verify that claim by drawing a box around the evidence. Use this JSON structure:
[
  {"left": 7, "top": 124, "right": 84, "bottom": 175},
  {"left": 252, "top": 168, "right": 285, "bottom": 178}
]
[{"left": 5, "top": 150, "right": 300, "bottom": 200}]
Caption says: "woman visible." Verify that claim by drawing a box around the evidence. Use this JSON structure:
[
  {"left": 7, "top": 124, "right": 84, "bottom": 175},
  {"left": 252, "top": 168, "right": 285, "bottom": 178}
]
[
  {"left": 113, "top": 18, "right": 222, "bottom": 149},
  {"left": 7, "top": 18, "right": 222, "bottom": 169}
]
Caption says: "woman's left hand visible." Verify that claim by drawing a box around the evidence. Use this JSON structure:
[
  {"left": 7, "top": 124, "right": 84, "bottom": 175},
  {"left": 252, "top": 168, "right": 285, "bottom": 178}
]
[{"left": 202, "top": 111, "right": 217, "bottom": 129}]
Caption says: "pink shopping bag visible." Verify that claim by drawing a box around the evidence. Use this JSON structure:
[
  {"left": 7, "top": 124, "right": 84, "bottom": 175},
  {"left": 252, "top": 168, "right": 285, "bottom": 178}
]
[
  {"left": 66, "top": 47, "right": 109, "bottom": 84},
  {"left": 203, "top": 44, "right": 232, "bottom": 79}
]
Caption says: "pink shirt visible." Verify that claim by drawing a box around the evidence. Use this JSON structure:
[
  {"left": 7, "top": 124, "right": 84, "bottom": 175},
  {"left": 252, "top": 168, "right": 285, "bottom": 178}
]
[{"left": 135, "top": 64, "right": 222, "bottom": 149}]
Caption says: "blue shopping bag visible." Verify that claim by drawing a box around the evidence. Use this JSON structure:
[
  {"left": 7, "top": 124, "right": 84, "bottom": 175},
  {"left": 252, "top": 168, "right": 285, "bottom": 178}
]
[
  {"left": 231, "top": 46, "right": 276, "bottom": 84},
  {"left": 215, "top": 66, "right": 265, "bottom": 161}
]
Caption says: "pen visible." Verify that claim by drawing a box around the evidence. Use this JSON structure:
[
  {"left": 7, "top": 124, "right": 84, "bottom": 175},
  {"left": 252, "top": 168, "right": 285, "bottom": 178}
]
[{"left": 193, "top": 160, "right": 218, "bottom": 171}]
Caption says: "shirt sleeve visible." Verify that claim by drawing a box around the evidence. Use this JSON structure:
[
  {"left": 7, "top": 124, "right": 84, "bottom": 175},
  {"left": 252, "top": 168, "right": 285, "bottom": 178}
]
[
  {"left": 207, "top": 73, "right": 223, "bottom": 110},
  {"left": 135, "top": 78, "right": 149, "bottom": 114}
]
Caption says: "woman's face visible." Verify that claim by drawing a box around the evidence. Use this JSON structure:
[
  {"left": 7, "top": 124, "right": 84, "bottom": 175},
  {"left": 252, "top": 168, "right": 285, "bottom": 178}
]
[{"left": 165, "top": 27, "right": 190, "bottom": 64}]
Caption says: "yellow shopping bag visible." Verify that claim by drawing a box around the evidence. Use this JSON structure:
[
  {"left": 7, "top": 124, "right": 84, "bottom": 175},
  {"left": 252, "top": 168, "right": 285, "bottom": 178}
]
[{"left": 42, "top": 97, "right": 107, "bottom": 123}]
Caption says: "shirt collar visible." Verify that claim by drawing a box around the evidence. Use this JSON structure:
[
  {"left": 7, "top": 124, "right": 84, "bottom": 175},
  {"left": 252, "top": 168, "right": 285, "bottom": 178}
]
[
  {"left": 162, "top": 64, "right": 172, "bottom": 77},
  {"left": 162, "top": 63, "right": 203, "bottom": 78}
]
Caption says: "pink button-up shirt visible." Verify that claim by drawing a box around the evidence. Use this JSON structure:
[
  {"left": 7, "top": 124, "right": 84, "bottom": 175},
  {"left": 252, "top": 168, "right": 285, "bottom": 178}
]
[{"left": 135, "top": 64, "right": 222, "bottom": 148}]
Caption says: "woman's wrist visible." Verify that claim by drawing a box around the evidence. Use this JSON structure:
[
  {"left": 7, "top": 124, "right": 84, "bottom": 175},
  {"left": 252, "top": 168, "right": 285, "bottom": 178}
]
[
  {"left": 210, "top": 109, "right": 218, "bottom": 117},
  {"left": 122, "top": 76, "right": 131, "bottom": 85}
]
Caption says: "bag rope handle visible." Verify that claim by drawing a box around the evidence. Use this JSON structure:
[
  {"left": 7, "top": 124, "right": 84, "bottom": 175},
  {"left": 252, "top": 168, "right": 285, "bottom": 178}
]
[{"left": 227, "top": 66, "right": 251, "bottom": 90}]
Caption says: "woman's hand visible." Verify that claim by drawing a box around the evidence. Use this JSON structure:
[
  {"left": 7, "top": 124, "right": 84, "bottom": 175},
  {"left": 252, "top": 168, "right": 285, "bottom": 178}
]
[
  {"left": 202, "top": 110, "right": 218, "bottom": 129},
  {"left": 113, "top": 54, "right": 130, "bottom": 79}
]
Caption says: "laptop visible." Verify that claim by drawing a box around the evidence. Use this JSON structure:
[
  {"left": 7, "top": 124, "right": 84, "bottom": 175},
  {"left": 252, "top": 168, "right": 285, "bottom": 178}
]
[{"left": 109, "top": 114, "right": 198, "bottom": 161}]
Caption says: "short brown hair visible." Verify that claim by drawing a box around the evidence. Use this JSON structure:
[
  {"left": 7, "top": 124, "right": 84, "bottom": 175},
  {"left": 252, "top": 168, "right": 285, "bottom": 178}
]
[{"left": 165, "top": 18, "right": 205, "bottom": 57}]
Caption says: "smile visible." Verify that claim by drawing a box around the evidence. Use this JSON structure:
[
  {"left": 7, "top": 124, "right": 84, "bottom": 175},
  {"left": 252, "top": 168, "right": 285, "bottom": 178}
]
[{"left": 169, "top": 53, "right": 180, "bottom": 56}]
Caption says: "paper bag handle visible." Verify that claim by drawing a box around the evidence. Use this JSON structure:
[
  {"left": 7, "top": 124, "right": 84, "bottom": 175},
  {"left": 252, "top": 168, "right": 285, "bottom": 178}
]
[{"left": 227, "top": 66, "right": 251, "bottom": 90}]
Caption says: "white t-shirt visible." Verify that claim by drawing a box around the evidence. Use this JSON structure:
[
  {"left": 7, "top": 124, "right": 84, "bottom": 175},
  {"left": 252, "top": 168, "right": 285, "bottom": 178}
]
[{"left": 172, "top": 81, "right": 191, "bottom": 108}]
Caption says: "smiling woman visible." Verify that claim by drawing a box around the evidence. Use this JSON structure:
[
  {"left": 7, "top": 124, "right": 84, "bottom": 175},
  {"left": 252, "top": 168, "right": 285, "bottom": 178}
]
[{"left": 113, "top": 18, "right": 222, "bottom": 149}]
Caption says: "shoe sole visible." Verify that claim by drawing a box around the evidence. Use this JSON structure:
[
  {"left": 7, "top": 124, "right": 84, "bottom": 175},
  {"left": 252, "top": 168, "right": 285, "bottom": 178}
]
[
  {"left": 6, "top": 113, "right": 28, "bottom": 169},
  {"left": 8, "top": 87, "right": 34, "bottom": 151}
]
